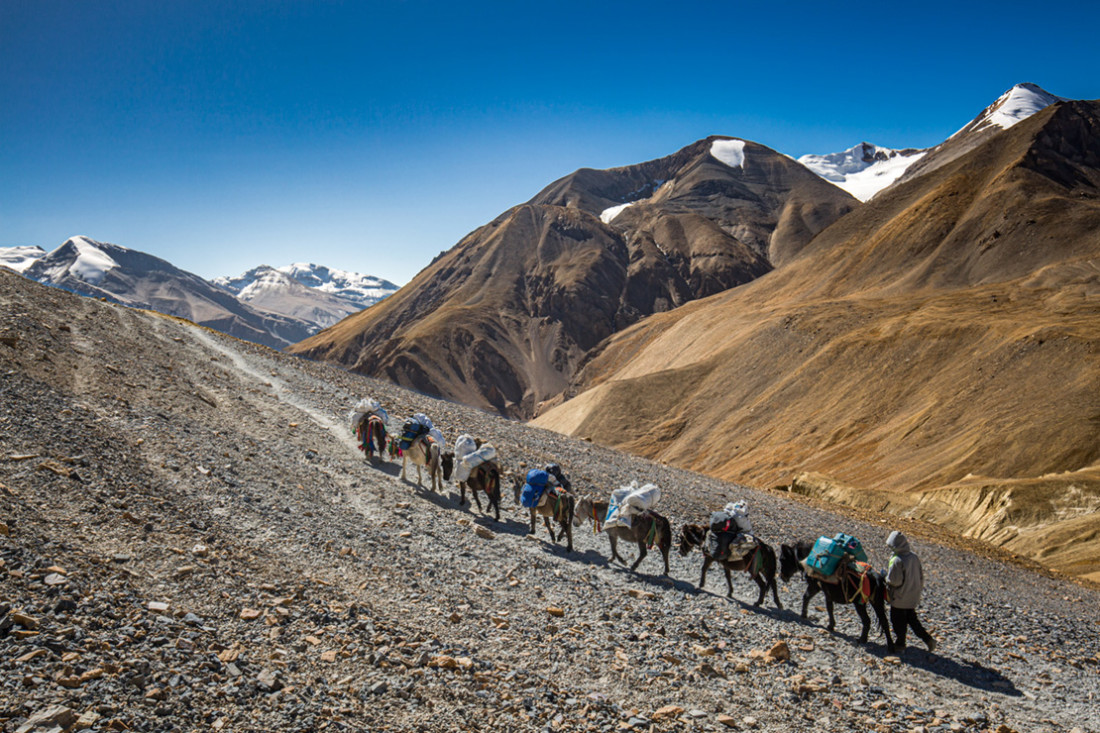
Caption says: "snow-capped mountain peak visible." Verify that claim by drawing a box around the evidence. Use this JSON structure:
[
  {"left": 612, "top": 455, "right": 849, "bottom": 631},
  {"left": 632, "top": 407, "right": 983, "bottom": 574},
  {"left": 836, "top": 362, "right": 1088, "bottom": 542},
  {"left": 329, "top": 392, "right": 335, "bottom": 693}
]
[
  {"left": 798, "top": 142, "right": 926, "bottom": 201},
  {"left": 0, "top": 245, "right": 47, "bottom": 273},
  {"left": 33, "top": 236, "right": 122, "bottom": 285},
  {"left": 951, "top": 83, "right": 1066, "bottom": 138},
  {"left": 277, "top": 262, "right": 398, "bottom": 304}
]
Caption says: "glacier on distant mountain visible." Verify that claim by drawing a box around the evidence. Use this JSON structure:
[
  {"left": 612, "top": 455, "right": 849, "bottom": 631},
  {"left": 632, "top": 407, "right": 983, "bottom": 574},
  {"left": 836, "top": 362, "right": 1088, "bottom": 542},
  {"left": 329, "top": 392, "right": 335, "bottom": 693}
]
[
  {"left": 0, "top": 245, "right": 47, "bottom": 273},
  {"left": 277, "top": 263, "right": 398, "bottom": 307},
  {"left": 798, "top": 143, "right": 926, "bottom": 201}
]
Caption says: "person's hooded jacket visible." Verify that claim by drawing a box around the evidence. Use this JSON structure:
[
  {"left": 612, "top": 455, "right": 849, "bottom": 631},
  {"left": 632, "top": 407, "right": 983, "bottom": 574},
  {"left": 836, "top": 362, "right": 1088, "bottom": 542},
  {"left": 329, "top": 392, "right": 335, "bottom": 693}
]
[{"left": 885, "top": 531, "right": 924, "bottom": 609}]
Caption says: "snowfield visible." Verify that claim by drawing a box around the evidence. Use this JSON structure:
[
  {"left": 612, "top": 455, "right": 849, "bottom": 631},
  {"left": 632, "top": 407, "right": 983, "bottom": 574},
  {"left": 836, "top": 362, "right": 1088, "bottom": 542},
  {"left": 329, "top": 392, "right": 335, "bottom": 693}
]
[{"left": 710, "top": 138, "right": 746, "bottom": 169}]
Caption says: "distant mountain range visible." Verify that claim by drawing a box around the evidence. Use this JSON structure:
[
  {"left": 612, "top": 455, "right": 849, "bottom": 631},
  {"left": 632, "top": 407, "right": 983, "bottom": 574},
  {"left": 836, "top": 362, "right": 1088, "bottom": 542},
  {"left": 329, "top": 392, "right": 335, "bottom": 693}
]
[{"left": 1, "top": 238, "right": 396, "bottom": 349}]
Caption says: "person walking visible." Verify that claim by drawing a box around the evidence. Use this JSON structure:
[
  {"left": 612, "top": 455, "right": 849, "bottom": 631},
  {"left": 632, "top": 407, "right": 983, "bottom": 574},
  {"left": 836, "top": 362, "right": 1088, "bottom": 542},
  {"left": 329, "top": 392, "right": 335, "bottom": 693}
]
[{"left": 884, "top": 530, "right": 937, "bottom": 653}]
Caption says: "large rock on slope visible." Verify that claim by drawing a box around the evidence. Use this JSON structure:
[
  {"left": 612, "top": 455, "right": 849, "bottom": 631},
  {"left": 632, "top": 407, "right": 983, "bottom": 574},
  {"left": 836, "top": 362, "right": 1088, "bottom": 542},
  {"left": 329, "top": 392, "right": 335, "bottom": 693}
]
[
  {"left": 534, "top": 100, "right": 1100, "bottom": 578},
  {"left": 289, "top": 137, "right": 857, "bottom": 417}
]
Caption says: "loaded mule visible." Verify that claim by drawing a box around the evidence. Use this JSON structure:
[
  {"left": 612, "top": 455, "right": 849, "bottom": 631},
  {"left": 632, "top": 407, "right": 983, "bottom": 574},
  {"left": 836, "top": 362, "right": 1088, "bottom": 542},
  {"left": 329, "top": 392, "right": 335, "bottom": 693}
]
[
  {"left": 574, "top": 496, "right": 671, "bottom": 575},
  {"left": 355, "top": 413, "right": 388, "bottom": 463},
  {"left": 678, "top": 524, "right": 782, "bottom": 608},
  {"left": 454, "top": 438, "right": 503, "bottom": 521},
  {"left": 401, "top": 433, "right": 453, "bottom": 492},
  {"left": 779, "top": 540, "right": 895, "bottom": 653},
  {"left": 512, "top": 472, "right": 574, "bottom": 552}
]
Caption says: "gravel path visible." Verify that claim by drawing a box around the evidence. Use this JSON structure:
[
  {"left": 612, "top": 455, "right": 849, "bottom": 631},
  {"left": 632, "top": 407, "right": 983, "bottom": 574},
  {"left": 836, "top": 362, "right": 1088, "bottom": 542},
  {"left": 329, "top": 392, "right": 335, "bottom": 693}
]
[{"left": 2, "top": 270, "right": 1099, "bottom": 733}]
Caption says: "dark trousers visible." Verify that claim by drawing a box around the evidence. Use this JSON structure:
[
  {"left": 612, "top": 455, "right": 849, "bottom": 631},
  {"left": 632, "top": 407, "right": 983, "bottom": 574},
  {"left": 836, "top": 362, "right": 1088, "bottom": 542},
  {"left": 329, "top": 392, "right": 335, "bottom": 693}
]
[{"left": 890, "top": 607, "right": 932, "bottom": 648}]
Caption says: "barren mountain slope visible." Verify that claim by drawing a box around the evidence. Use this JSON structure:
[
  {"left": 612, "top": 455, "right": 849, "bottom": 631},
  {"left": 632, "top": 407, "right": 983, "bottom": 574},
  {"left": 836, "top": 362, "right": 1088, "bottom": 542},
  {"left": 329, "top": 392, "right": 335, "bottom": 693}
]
[
  {"left": 3, "top": 268, "right": 1100, "bottom": 733},
  {"left": 534, "top": 101, "right": 1100, "bottom": 580},
  {"left": 288, "top": 138, "right": 856, "bottom": 417}
]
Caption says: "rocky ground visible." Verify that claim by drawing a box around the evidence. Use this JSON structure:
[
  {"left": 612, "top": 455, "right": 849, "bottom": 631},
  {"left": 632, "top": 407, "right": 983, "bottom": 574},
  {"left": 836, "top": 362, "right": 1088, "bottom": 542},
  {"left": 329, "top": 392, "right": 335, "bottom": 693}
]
[{"left": 2, "top": 268, "right": 1099, "bottom": 733}]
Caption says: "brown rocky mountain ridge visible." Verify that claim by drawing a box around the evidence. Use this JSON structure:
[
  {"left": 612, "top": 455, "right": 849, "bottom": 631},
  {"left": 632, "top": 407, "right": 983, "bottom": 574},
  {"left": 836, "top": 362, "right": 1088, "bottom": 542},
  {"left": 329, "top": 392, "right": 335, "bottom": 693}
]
[
  {"left": 534, "top": 100, "right": 1100, "bottom": 581},
  {"left": 288, "top": 137, "right": 857, "bottom": 416}
]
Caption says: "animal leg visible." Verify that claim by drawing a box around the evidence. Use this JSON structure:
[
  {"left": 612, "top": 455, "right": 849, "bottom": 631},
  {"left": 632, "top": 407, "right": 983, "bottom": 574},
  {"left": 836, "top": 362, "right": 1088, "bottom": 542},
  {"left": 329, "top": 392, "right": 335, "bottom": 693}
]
[
  {"left": 855, "top": 603, "right": 872, "bottom": 643},
  {"left": 824, "top": 595, "right": 836, "bottom": 632},
  {"left": 543, "top": 515, "right": 554, "bottom": 539},
  {"left": 874, "top": 599, "right": 896, "bottom": 653},
  {"left": 609, "top": 534, "right": 626, "bottom": 564},
  {"left": 629, "top": 541, "right": 647, "bottom": 572},
  {"left": 527, "top": 508, "right": 537, "bottom": 535},
  {"left": 563, "top": 520, "right": 573, "bottom": 552},
  {"left": 753, "top": 575, "right": 767, "bottom": 607},
  {"left": 724, "top": 567, "right": 734, "bottom": 598},
  {"left": 769, "top": 572, "right": 783, "bottom": 610},
  {"left": 400, "top": 454, "right": 408, "bottom": 481},
  {"left": 660, "top": 545, "right": 670, "bottom": 576},
  {"left": 472, "top": 488, "right": 484, "bottom": 512},
  {"left": 801, "top": 581, "right": 818, "bottom": 619},
  {"left": 698, "top": 556, "right": 713, "bottom": 589},
  {"left": 459, "top": 482, "right": 468, "bottom": 506}
]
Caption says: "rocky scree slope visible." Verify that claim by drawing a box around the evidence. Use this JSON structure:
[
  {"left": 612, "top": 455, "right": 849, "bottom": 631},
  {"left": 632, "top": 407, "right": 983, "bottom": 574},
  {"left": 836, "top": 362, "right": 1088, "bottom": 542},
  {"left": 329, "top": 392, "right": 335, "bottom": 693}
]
[
  {"left": 288, "top": 137, "right": 856, "bottom": 418},
  {"left": 3, "top": 268, "right": 1100, "bottom": 733},
  {"left": 534, "top": 100, "right": 1100, "bottom": 582}
]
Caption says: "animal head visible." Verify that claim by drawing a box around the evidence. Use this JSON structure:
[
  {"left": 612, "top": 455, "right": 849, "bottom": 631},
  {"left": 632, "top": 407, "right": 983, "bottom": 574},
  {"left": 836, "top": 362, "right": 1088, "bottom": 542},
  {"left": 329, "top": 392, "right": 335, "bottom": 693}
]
[
  {"left": 441, "top": 451, "right": 454, "bottom": 481},
  {"left": 510, "top": 471, "right": 525, "bottom": 504},
  {"left": 778, "top": 544, "right": 801, "bottom": 582},
  {"left": 573, "top": 496, "right": 592, "bottom": 526},
  {"left": 678, "top": 524, "right": 707, "bottom": 557}
]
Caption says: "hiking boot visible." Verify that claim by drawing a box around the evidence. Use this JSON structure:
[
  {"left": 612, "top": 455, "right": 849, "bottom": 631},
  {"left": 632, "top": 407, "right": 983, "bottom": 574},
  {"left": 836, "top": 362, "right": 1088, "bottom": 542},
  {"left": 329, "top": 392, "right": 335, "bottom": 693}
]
[{"left": 924, "top": 637, "right": 937, "bottom": 653}]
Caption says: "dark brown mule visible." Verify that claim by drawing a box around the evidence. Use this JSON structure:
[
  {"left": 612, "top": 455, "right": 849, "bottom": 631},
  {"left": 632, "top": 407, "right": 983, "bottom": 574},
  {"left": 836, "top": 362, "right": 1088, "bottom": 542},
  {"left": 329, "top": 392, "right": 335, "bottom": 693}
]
[
  {"left": 575, "top": 497, "right": 671, "bottom": 575},
  {"left": 511, "top": 474, "right": 574, "bottom": 552},
  {"left": 460, "top": 462, "right": 502, "bottom": 521},
  {"left": 779, "top": 541, "right": 895, "bottom": 653},
  {"left": 356, "top": 415, "right": 388, "bottom": 462},
  {"left": 678, "top": 524, "right": 782, "bottom": 608}
]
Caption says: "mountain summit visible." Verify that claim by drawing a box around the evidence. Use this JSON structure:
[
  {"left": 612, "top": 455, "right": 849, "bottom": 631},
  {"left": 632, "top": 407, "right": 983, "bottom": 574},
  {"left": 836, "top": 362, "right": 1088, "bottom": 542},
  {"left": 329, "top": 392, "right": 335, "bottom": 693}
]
[
  {"left": 797, "top": 142, "right": 926, "bottom": 201},
  {"left": 214, "top": 264, "right": 397, "bottom": 334},
  {"left": 288, "top": 136, "right": 857, "bottom": 416}
]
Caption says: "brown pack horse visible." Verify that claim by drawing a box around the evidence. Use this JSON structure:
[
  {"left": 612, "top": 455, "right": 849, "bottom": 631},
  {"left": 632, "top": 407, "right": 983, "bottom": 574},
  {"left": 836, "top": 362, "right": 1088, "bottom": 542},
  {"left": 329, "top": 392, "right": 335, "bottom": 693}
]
[
  {"left": 574, "top": 497, "right": 671, "bottom": 575},
  {"left": 678, "top": 524, "right": 782, "bottom": 608},
  {"left": 460, "top": 461, "right": 503, "bottom": 521},
  {"left": 355, "top": 415, "right": 388, "bottom": 462},
  {"left": 511, "top": 474, "right": 574, "bottom": 552}
]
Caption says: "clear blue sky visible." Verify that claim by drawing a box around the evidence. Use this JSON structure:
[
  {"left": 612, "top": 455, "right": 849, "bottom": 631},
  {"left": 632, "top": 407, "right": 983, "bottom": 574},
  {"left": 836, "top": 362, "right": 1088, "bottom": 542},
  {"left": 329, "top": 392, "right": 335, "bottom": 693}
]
[{"left": 2, "top": 1, "right": 1097, "bottom": 285}]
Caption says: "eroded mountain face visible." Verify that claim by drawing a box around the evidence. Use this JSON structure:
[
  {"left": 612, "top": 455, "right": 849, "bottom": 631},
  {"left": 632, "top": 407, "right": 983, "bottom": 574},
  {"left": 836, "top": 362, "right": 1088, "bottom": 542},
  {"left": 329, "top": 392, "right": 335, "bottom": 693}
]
[
  {"left": 289, "top": 137, "right": 857, "bottom": 416},
  {"left": 534, "top": 101, "right": 1100, "bottom": 580}
]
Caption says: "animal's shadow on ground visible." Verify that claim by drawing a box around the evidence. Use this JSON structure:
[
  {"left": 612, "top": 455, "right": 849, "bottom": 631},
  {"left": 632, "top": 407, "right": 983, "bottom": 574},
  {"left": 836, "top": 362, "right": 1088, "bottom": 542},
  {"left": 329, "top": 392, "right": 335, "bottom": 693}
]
[
  {"left": 365, "top": 459, "right": 402, "bottom": 478},
  {"left": 899, "top": 651, "right": 1021, "bottom": 696}
]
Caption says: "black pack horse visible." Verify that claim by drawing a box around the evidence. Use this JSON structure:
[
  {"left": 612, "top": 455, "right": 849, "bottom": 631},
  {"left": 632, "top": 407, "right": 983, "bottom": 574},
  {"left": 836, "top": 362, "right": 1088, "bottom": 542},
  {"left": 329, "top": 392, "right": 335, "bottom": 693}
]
[
  {"left": 678, "top": 524, "right": 782, "bottom": 608},
  {"left": 779, "top": 540, "right": 895, "bottom": 653}
]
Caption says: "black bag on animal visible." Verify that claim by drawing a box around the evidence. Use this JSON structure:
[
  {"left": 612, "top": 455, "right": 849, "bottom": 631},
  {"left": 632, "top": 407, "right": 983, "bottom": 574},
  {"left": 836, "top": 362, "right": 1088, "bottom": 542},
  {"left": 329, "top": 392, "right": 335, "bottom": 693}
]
[{"left": 707, "top": 511, "right": 737, "bottom": 560}]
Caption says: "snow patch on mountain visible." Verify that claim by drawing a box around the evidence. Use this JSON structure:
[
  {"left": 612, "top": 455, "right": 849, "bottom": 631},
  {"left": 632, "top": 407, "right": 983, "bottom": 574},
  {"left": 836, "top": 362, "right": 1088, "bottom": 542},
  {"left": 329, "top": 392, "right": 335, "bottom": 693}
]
[
  {"left": 798, "top": 143, "right": 926, "bottom": 201},
  {"left": 0, "top": 246, "right": 46, "bottom": 273},
  {"left": 600, "top": 203, "right": 635, "bottom": 224},
  {"left": 710, "top": 139, "right": 746, "bottom": 169}
]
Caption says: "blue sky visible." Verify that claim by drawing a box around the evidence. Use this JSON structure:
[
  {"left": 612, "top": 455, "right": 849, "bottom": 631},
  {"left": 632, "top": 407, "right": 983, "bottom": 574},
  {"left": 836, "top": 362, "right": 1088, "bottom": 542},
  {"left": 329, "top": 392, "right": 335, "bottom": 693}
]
[{"left": 2, "top": 1, "right": 1097, "bottom": 285}]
